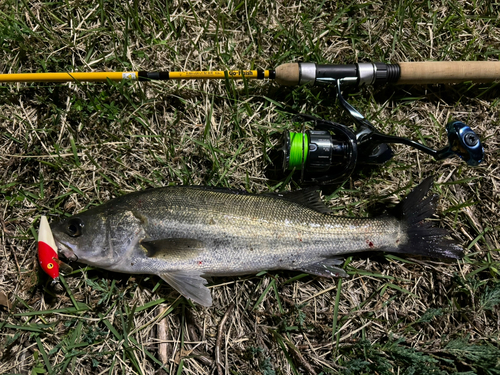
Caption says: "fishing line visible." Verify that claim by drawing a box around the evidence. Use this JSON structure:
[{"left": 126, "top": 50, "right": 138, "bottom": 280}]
[{"left": 288, "top": 132, "right": 309, "bottom": 169}]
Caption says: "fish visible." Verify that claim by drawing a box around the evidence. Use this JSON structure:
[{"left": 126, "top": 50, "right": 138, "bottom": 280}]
[{"left": 51, "top": 177, "right": 463, "bottom": 307}]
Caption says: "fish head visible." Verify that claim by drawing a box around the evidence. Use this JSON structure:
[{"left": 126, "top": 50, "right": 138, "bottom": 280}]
[{"left": 51, "top": 209, "right": 130, "bottom": 268}]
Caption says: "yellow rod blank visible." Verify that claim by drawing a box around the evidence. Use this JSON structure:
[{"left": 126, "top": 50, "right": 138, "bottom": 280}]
[
  {"left": 0, "top": 72, "right": 138, "bottom": 82},
  {"left": 0, "top": 70, "right": 272, "bottom": 83},
  {"left": 168, "top": 70, "right": 268, "bottom": 79}
]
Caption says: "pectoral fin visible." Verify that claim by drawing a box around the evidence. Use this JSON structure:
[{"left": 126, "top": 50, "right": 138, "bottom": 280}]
[
  {"left": 159, "top": 271, "right": 212, "bottom": 307},
  {"left": 142, "top": 238, "right": 205, "bottom": 260},
  {"left": 296, "top": 258, "right": 348, "bottom": 278}
]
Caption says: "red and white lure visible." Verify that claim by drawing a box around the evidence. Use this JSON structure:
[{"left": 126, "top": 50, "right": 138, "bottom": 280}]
[{"left": 38, "top": 215, "right": 60, "bottom": 282}]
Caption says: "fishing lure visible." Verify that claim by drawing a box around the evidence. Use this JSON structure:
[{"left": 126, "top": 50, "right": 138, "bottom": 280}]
[{"left": 38, "top": 215, "right": 60, "bottom": 282}]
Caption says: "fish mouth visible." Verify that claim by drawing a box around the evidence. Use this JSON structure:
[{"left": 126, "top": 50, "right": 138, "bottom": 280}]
[{"left": 53, "top": 238, "right": 79, "bottom": 262}]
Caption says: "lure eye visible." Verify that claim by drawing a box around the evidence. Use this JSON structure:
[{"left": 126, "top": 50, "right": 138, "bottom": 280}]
[
  {"left": 47, "top": 263, "right": 54, "bottom": 269},
  {"left": 66, "top": 218, "right": 83, "bottom": 237}
]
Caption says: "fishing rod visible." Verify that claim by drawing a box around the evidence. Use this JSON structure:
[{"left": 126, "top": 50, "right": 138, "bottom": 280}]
[
  {"left": 1, "top": 62, "right": 487, "bottom": 186},
  {"left": 1, "top": 61, "right": 500, "bottom": 85}
]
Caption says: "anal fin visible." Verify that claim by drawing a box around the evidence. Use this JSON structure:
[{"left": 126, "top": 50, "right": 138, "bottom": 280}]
[
  {"left": 296, "top": 258, "right": 348, "bottom": 278},
  {"left": 159, "top": 271, "right": 212, "bottom": 307}
]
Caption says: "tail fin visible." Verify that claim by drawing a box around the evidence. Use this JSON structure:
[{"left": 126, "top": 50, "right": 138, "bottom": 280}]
[{"left": 391, "top": 177, "right": 463, "bottom": 259}]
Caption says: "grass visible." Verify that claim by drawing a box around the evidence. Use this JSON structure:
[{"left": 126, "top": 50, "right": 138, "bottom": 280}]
[{"left": 0, "top": 0, "right": 500, "bottom": 374}]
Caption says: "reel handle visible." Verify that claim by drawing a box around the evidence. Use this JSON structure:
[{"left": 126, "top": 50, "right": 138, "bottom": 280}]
[
  {"left": 365, "top": 121, "right": 484, "bottom": 166},
  {"left": 437, "top": 121, "right": 484, "bottom": 166}
]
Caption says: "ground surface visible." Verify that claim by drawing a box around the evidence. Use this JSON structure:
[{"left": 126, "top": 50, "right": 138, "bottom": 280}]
[{"left": 0, "top": 1, "right": 499, "bottom": 374}]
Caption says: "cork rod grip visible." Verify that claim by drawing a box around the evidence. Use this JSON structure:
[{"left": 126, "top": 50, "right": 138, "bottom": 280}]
[
  {"left": 398, "top": 61, "right": 500, "bottom": 84},
  {"left": 275, "top": 63, "right": 300, "bottom": 86}
]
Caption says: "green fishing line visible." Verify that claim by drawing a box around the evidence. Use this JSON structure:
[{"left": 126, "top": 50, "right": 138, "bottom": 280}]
[{"left": 288, "top": 131, "right": 308, "bottom": 169}]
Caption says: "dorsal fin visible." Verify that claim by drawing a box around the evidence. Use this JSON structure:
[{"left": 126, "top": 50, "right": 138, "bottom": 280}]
[{"left": 267, "top": 187, "right": 331, "bottom": 214}]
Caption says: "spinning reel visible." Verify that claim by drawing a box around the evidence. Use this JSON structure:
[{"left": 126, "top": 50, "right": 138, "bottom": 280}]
[{"left": 280, "top": 79, "right": 484, "bottom": 185}]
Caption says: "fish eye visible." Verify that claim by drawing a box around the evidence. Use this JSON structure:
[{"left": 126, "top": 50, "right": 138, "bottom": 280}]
[{"left": 66, "top": 218, "right": 84, "bottom": 237}]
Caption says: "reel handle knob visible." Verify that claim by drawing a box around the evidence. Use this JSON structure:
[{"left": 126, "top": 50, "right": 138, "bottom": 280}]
[{"left": 443, "top": 121, "right": 484, "bottom": 166}]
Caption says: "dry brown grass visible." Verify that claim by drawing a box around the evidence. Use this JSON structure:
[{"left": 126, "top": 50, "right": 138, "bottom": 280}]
[{"left": 0, "top": 1, "right": 499, "bottom": 374}]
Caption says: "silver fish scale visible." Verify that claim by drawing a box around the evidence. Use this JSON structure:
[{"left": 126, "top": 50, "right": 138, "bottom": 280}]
[{"left": 109, "top": 187, "right": 404, "bottom": 276}]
